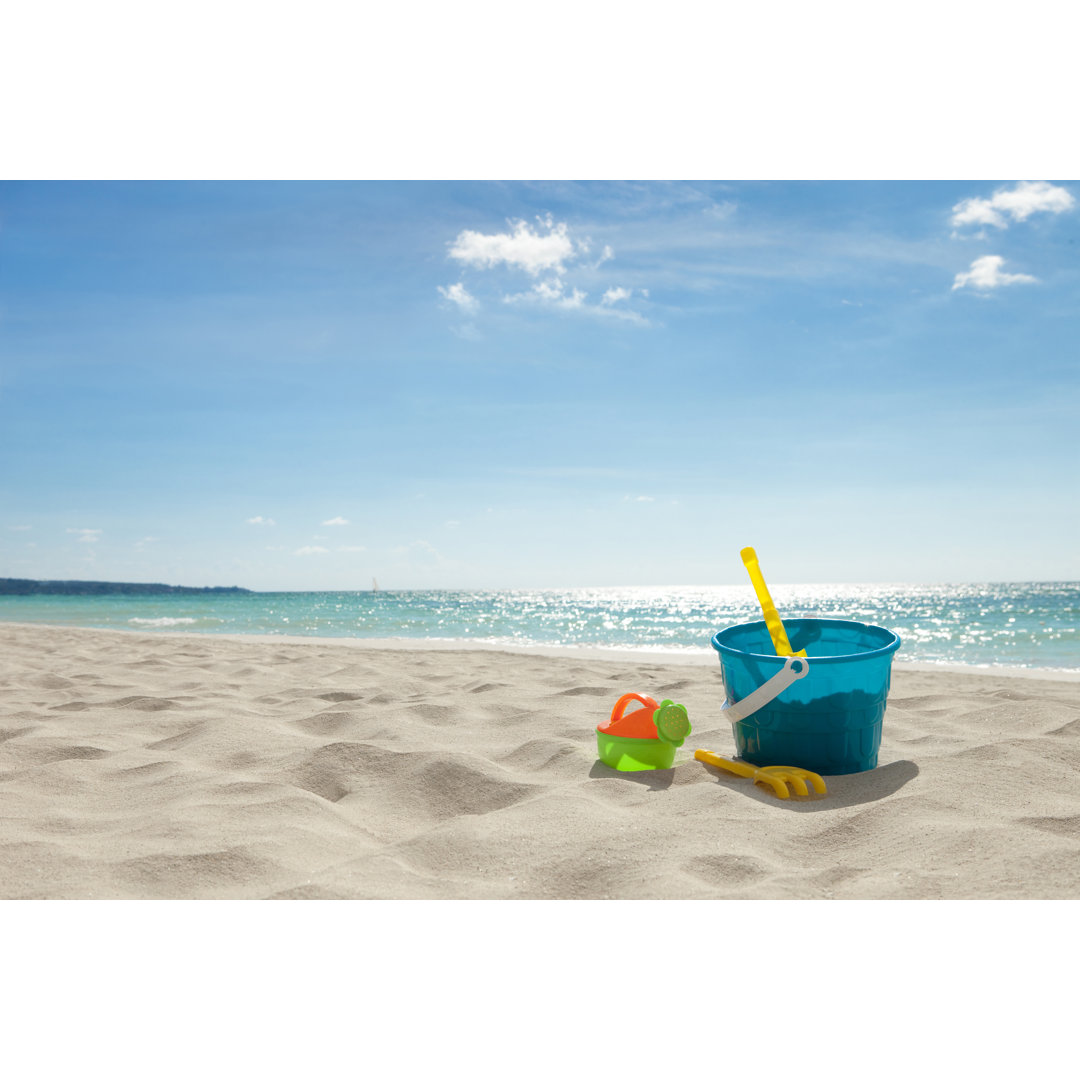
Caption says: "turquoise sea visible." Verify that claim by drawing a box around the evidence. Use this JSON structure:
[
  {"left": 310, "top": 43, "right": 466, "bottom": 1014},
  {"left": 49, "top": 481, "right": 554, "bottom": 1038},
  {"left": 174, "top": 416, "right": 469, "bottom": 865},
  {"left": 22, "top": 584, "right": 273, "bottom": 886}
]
[{"left": 1, "top": 582, "right": 1078, "bottom": 673}]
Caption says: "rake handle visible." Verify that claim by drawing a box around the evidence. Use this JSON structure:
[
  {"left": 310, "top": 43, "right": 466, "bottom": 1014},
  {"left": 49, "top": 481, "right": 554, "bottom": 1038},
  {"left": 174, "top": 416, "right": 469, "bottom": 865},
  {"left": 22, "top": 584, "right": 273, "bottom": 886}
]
[{"left": 693, "top": 749, "right": 758, "bottom": 778}]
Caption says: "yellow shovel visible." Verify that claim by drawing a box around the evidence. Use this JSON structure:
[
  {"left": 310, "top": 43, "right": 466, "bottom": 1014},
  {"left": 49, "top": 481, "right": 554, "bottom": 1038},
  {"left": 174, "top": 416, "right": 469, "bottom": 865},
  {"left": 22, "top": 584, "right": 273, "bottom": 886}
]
[{"left": 740, "top": 546, "right": 806, "bottom": 658}]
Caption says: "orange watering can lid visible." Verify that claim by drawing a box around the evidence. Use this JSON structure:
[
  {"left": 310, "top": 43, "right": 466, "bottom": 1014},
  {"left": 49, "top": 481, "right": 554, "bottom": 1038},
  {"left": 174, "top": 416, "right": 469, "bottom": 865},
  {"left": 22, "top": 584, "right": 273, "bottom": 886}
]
[{"left": 597, "top": 693, "right": 661, "bottom": 740}]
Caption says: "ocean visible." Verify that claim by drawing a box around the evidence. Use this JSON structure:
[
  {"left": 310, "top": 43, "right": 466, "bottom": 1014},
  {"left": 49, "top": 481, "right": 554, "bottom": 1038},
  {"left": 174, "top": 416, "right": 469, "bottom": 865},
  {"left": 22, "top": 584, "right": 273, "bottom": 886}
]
[{"left": 1, "top": 582, "right": 1078, "bottom": 674}]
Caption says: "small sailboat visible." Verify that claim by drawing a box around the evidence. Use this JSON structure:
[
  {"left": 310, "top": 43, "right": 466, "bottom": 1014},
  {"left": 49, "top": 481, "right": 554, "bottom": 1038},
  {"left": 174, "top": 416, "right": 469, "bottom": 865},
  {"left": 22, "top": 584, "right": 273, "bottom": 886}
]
[{"left": 372, "top": 577, "right": 378, "bottom": 593}]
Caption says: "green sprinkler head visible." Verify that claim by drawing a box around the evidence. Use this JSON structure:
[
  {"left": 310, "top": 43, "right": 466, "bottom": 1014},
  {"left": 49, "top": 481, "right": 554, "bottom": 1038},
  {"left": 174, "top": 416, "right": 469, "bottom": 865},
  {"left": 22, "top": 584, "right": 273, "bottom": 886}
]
[{"left": 653, "top": 700, "right": 691, "bottom": 747}]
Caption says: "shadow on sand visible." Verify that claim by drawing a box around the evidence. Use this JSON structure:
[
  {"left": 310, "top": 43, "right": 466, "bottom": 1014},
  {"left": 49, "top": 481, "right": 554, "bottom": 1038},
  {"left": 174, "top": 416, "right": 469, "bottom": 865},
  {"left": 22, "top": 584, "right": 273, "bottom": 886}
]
[
  {"left": 589, "top": 757, "right": 919, "bottom": 808},
  {"left": 588, "top": 760, "right": 679, "bottom": 791},
  {"left": 693, "top": 757, "right": 919, "bottom": 811}
]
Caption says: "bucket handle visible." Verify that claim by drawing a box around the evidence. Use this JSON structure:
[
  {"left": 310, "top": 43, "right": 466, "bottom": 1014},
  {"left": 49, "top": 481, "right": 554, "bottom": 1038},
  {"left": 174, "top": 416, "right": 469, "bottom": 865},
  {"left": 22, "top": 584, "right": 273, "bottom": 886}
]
[{"left": 722, "top": 656, "right": 810, "bottom": 724}]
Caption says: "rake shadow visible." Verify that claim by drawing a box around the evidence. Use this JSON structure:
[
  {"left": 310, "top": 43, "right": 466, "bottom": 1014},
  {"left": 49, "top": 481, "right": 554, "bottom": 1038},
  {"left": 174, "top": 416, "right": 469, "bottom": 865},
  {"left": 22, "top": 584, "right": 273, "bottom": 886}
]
[{"left": 696, "top": 758, "right": 919, "bottom": 811}]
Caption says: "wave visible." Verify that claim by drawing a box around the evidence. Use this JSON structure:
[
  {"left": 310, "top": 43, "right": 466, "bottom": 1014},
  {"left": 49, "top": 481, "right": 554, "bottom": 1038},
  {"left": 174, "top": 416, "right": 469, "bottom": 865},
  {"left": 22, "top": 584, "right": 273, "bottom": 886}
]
[{"left": 128, "top": 617, "right": 198, "bottom": 627}]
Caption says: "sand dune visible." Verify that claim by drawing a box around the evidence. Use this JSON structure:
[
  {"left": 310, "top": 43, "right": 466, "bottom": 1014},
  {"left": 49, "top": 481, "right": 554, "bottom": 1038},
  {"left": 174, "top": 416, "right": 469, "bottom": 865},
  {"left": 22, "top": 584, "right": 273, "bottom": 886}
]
[{"left": 1, "top": 622, "right": 1078, "bottom": 899}]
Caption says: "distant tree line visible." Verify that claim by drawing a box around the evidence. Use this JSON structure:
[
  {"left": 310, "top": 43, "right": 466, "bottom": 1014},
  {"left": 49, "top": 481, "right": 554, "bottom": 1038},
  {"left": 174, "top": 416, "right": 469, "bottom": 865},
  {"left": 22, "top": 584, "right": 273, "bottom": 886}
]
[{"left": 0, "top": 578, "right": 252, "bottom": 596}]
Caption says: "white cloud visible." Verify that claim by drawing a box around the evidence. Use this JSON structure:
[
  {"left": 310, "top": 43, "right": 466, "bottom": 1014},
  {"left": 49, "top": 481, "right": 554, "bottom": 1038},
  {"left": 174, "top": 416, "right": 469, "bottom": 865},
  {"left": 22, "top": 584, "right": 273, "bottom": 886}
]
[
  {"left": 444, "top": 215, "right": 647, "bottom": 327},
  {"left": 294, "top": 545, "right": 329, "bottom": 556},
  {"left": 952, "top": 198, "right": 1006, "bottom": 230},
  {"left": 952, "top": 255, "right": 1037, "bottom": 291},
  {"left": 504, "top": 277, "right": 586, "bottom": 310},
  {"left": 624, "top": 494, "right": 655, "bottom": 502},
  {"left": 951, "top": 181, "right": 1074, "bottom": 231},
  {"left": 503, "top": 277, "right": 648, "bottom": 325},
  {"left": 449, "top": 215, "right": 583, "bottom": 276},
  {"left": 437, "top": 282, "right": 479, "bottom": 314},
  {"left": 8, "top": 525, "right": 31, "bottom": 531},
  {"left": 246, "top": 516, "right": 276, "bottom": 526},
  {"left": 322, "top": 516, "right": 349, "bottom": 526},
  {"left": 66, "top": 528, "right": 101, "bottom": 543},
  {"left": 444, "top": 520, "right": 460, "bottom": 528},
  {"left": 992, "top": 181, "right": 1074, "bottom": 221},
  {"left": 337, "top": 545, "right": 366, "bottom": 553}
]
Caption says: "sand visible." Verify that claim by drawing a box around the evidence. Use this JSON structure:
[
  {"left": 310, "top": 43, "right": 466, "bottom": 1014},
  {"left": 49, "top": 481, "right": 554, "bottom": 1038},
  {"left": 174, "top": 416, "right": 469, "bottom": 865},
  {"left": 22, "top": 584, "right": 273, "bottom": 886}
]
[{"left": 1, "top": 621, "right": 1078, "bottom": 900}]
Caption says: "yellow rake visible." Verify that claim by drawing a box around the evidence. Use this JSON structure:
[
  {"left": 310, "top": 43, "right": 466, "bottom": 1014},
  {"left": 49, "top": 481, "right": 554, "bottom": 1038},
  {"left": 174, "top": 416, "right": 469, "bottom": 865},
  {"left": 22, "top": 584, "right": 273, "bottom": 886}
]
[{"left": 694, "top": 749, "right": 827, "bottom": 799}]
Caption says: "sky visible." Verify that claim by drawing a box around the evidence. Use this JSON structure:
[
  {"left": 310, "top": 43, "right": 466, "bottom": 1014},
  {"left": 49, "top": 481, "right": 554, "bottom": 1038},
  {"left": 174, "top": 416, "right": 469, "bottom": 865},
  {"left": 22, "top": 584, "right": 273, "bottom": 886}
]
[{"left": 1, "top": 179, "right": 1077, "bottom": 590}]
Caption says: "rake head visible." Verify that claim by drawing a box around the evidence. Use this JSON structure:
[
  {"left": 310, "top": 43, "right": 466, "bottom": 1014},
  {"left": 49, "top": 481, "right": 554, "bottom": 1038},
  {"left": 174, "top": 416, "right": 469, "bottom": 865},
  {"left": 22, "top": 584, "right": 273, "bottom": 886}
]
[{"left": 751, "top": 765, "right": 827, "bottom": 799}]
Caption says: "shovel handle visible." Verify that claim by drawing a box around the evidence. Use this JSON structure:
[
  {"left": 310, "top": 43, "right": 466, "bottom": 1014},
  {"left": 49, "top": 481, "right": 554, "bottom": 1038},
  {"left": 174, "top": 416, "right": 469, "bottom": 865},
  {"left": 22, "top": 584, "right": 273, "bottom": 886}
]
[{"left": 741, "top": 547, "right": 807, "bottom": 658}]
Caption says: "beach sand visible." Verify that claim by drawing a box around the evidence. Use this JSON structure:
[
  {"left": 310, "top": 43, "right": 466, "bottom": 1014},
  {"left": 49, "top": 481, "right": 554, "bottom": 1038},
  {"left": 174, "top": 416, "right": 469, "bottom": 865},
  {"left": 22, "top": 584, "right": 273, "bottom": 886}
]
[{"left": 1, "top": 621, "right": 1078, "bottom": 900}]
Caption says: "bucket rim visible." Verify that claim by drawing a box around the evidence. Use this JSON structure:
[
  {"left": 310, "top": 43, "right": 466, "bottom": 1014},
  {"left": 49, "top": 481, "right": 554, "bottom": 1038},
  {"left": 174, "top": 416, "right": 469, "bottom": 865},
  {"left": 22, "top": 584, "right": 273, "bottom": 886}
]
[{"left": 711, "top": 617, "right": 901, "bottom": 665}]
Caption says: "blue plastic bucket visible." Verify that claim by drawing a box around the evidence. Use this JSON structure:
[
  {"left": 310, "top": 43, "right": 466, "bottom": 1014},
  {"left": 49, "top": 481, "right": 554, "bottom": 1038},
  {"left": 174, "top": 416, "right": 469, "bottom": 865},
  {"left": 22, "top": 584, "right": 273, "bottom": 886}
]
[{"left": 711, "top": 618, "right": 901, "bottom": 775}]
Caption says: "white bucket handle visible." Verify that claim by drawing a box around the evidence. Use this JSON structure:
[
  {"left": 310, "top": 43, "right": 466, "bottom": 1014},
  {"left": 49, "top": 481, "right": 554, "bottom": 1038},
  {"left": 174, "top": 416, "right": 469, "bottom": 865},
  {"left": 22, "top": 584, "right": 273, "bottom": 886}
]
[{"left": 721, "top": 655, "right": 810, "bottom": 725}]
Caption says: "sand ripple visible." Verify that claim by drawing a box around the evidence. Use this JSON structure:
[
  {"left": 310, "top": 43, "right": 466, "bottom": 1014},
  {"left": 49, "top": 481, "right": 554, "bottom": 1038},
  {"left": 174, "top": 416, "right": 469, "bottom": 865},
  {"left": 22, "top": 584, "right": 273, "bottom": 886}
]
[{"left": 1, "top": 624, "right": 1079, "bottom": 898}]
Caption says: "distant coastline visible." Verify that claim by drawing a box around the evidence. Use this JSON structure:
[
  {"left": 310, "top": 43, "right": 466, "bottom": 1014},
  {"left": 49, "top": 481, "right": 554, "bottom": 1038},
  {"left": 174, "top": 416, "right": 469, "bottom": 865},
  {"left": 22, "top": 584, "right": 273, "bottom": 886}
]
[{"left": 0, "top": 577, "right": 252, "bottom": 596}]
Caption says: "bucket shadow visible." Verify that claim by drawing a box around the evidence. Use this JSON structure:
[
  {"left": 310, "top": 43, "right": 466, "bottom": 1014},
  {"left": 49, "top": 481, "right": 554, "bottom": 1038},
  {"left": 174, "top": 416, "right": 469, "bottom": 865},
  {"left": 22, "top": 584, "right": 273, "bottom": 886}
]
[
  {"left": 588, "top": 760, "right": 677, "bottom": 791},
  {"left": 696, "top": 758, "right": 919, "bottom": 811}
]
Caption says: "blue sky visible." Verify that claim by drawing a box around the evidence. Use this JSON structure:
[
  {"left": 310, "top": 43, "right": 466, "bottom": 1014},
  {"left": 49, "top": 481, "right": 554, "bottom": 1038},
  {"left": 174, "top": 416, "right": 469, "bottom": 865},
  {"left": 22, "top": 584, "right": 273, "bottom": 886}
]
[{"left": 1, "top": 180, "right": 1077, "bottom": 589}]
